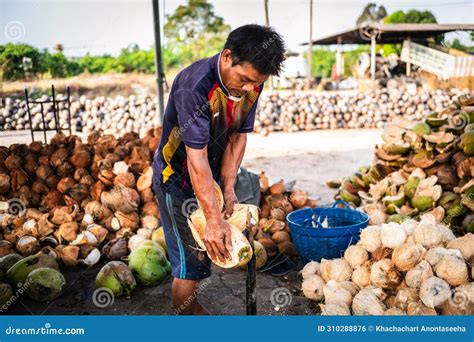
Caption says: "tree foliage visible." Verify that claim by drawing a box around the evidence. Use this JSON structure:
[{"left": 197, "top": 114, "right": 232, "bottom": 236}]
[
  {"left": 164, "top": 0, "right": 230, "bottom": 66},
  {"left": 356, "top": 3, "right": 388, "bottom": 26}
]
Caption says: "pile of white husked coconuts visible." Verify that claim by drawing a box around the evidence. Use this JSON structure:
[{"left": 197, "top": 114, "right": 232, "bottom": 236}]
[
  {"left": 300, "top": 214, "right": 474, "bottom": 316},
  {"left": 0, "top": 86, "right": 469, "bottom": 137},
  {"left": 255, "top": 87, "right": 469, "bottom": 135}
]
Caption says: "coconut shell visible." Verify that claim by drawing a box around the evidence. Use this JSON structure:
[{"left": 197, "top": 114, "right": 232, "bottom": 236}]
[
  {"left": 10, "top": 169, "right": 28, "bottom": 191},
  {"left": 114, "top": 211, "right": 139, "bottom": 230},
  {"left": 140, "top": 188, "right": 155, "bottom": 203},
  {"left": 272, "top": 231, "right": 291, "bottom": 244},
  {"left": 54, "top": 221, "right": 78, "bottom": 243},
  {"left": 114, "top": 172, "right": 136, "bottom": 188},
  {"left": 55, "top": 244, "right": 79, "bottom": 266},
  {"left": 257, "top": 237, "right": 277, "bottom": 257},
  {"left": 90, "top": 181, "right": 105, "bottom": 201},
  {"left": 0, "top": 173, "right": 10, "bottom": 194},
  {"left": 101, "top": 186, "right": 140, "bottom": 214},
  {"left": 277, "top": 241, "right": 298, "bottom": 257},
  {"left": 141, "top": 201, "right": 159, "bottom": 217},
  {"left": 70, "top": 148, "right": 91, "bottom": 169},
  {"left": 289, "top": 189, "right": 308, "bottom": 208},
  {"left": 269, "top": 179, "right": 285, "bottom": 195}
]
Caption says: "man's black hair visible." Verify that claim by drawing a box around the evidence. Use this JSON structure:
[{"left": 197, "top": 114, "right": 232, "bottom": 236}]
[{"left": 223, "top": 24, "right": 286, "bottom": 76}]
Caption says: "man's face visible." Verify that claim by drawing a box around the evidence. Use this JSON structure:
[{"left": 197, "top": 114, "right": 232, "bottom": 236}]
[{"left": 219, "top": 49, "right": 269, "bottom": 97}]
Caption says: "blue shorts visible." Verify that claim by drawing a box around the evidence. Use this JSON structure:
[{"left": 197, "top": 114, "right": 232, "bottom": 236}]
[{"left": 153, "top": 178, "right": 211, "bottom": 280}]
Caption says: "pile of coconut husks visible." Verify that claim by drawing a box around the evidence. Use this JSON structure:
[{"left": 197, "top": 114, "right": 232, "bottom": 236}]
[
  {"left": 300, "top": 215, "right": 474, "bottom": 315},
  {"left": 330, "top": 94, "right": 473, "bottom": 233}
]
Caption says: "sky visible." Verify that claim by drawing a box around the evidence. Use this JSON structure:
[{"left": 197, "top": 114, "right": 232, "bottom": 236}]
[{"left": 0, "top": 0, "right": 473, "bottom": 57}]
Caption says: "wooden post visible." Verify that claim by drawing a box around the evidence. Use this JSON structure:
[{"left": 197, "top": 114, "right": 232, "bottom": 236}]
[
  {"left": 370, "top": 34, "right": 376, "bottom": 81},
  {"left": 306, "top": 0, "right": 313, "bottom": 89}
]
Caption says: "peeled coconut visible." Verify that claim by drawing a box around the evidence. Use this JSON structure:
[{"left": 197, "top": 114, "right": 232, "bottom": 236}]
[
  {"left": 320, "top": 258, "right": 352, "bottom": 282},
  {"left": 25, "top": 267, "right": 65, "bottom": 302},
  {"left": 392, "top": 243, "right": 425, "bottom": 271},
  {"left": 151, "top": 227, "right": 167, "bottom": 253},
  {"left": 405, "top": 260, "right": 434, "bottom": 288},
  {"left": 351, "top": 264, "right": 371, "bottom": 288},
  {"left": 300, "top": 261, "right": 321, "bottom": 279},
  {"left": 352, "top": 288, "right": 387, "bottom": 315},
  {"left": 380, "top": 222, "right": 407, "bottom": 249},
  {"left": 320, "top": 302, "right": 351, "bottom": 316},
  {"left": 447, "top": 234, "right": 474, "bottom": 260},
  {"left": 407, "top": 301, "right": 437, "bottom": 315},
  {"left": 344, "top": 245, "right": 368, "bottom": 269},
  {"left": 188, "top": 212, "right": 252, "bottom": 269},
  {"left": 128, "top": 234, "right": 147, "bottom": 251},
  {"left": 370, "top": 259, "right": 402, "bottom": 289},
  {"left": 413, "top": 216, "right": 444, "bottom": 248},
  {"left": 400, "top": 219, "right": 418, "bottom": 236},
  {"left": 419, "top": 276, "right": 451, "bottom": 308},
  {"left": 253, "top": 241, "right": 267, "bottom": 269},
  {"left": 95, "top": 261, "right": 136, "bottom": 298},
  {"left": 434, "top": 254, "right": 468, "bottom": 286},
  {"left": 301, "top": 274, "right": 325, "bottom": 301},
  {"left": 128, "top": 246, "right": 170, "bottom": 286},
  {"left": 323, "top": 280, "right": 353, "bottom": 306},
  {"left": 424, "top": 247, "right": 463, "bottom": 267},
  {"left": 358, "top": 225, "right": 381, "bottom": 253},
  {"left": 393, "top": 285, "right": 419, "bottom": 310}
]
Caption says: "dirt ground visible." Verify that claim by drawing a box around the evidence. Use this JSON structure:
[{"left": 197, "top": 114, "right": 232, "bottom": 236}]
[{"left": 3, "top": 128, "right": 381, "bottom": 316}]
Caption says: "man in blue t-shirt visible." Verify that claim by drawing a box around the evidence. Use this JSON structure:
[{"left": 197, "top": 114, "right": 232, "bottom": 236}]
[{"left": 152, "top": 24, "right": 285, "bottom": 314}]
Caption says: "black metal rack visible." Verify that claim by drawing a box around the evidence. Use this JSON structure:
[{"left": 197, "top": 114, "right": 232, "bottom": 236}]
[{"left": 24, "top": 85, "right": 72, "bottom": 143}]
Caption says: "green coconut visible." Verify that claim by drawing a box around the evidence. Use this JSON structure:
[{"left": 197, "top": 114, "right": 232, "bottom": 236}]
[
  {"left": 411, "top": 196, "right": 434, "bottom": 212},
  {"left": 382, "top": 142, "right": 411, "bottom": 155},
  {"left": 384, "top": 193, "right": 406, "bottom": 208},
  {"left": 411, "top": 150, "right": 435, "bottom": 168},
  {"left": 6, "top": 254, "right": 59, "bottom": 288},
  {"left": 462, "top": 215, "right": 474, "bottom": 233},
  {"left": 446, "top": 199, "right": 467, "bottom": 219},
  {"left": 138, "top": 240, "right": 166, "bottom": 257},
  {"left": 340, "top": 189, "right": 361, "bottom": 206},
  {"left": 459, "top": 131, "right": 474, "bottom": 156},
  {"left": 128, "top": 246, "right": 170, "bottom": 286},
  {"left": 425, "top": 113, "right": 448, "bottom": 128},
  {"left": 326, "top": 179, "right": 342, "bottom": 189},
  {"left": 386, "top": 203, "right": 400, "bottom": 215},
  {"left": 151, "top": 227, "right": 167, "bottom": 253},
  {"left": 412, "top": 122, "right": 431, "bottom": 136},
  {"left": 25, "top": 267, "right": 65, "bottom": 302},
  {"left": 387, "top": 214, "right": 409, "bottom": 224},
  {"left": 0, "top": 283, "right": 13, "bottom": 307},
  {"left": 0, "top": 254, "right": 23, "bottom": 274},
  {"left": 438, "top": 192, "right": 460, "bottom": 208},
  {"left": 465, "top": 123, "right": 474, "bottom": 132},
  {"left": 461, "top": 186, "right": 474, "bottom": 211},
  {"left": 404, "top": 177, "right": 420, "bottom": 199},
  {"left": 95, "top": 261, "right": 136, "bottom": 298}
]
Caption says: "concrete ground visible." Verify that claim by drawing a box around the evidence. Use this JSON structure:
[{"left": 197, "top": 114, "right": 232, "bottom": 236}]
[{"left": 3, "top": 128, "right": 381, "bottom": 315}]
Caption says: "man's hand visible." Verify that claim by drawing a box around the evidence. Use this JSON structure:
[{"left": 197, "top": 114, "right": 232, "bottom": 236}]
[
  {"left": 204, "top": 217, "right": 233, "bottom": 263},
  {"left": 223, "top": 189, "right": 238, "bottom": 219}
]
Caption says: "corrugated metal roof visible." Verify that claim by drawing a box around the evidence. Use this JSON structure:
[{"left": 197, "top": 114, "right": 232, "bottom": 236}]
[{"left": 303, "top": 23, "right": 474, "bottom": 45}]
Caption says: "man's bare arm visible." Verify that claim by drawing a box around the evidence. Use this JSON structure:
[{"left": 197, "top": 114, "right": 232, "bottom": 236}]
[
  {"left": 186, "top": 146, "right": 233, "bottom": 262},
  {"left": 220, "top": 133, "right": 247, "bottom": 217}
]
